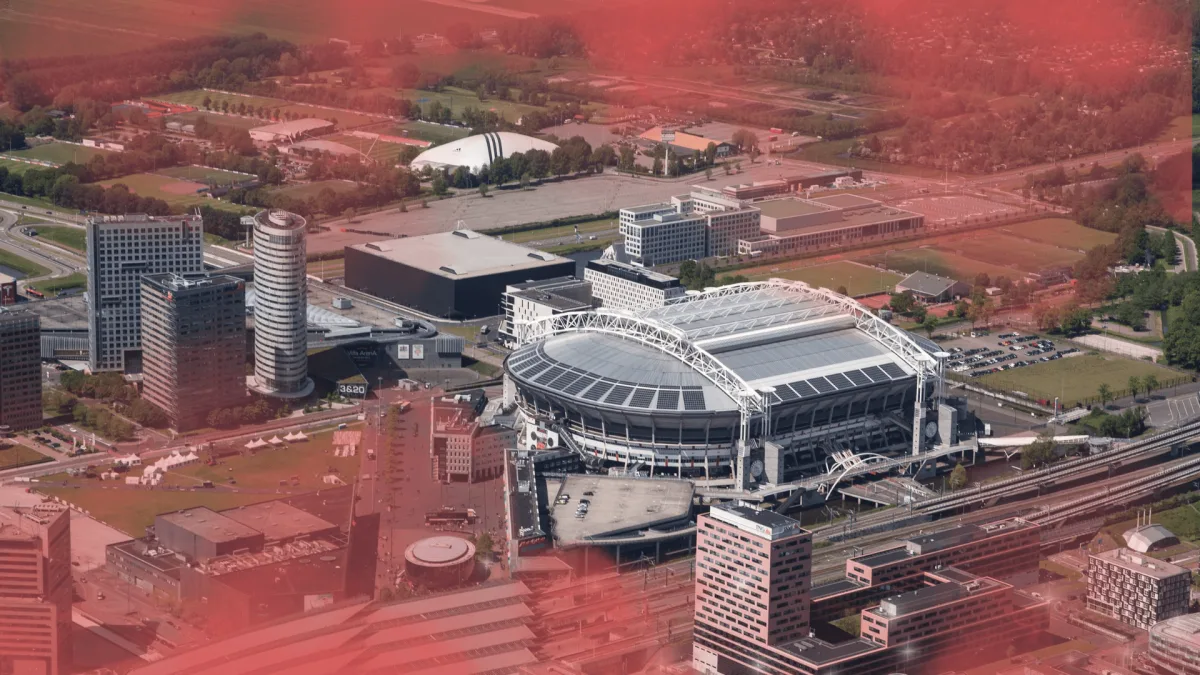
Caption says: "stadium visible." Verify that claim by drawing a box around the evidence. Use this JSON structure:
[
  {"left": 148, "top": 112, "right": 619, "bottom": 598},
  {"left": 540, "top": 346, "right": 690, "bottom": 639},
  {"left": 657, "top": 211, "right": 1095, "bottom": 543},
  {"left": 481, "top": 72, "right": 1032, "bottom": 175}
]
[
  {"left": 409, "top": 132, "right": 558, "bottom": 173},
  {"left": 503, "top": 280, "right": 946, "bottom": 485}
]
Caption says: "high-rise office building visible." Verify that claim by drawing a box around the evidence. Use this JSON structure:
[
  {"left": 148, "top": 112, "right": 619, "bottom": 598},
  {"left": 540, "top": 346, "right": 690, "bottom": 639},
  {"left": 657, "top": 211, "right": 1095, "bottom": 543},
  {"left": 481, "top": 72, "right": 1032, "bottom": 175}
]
[
  {"left": 87, "top": 214, "right": 205, "bottom": 372},
  {"left": 0, "top": 504, "right": 71, "bottom": 675},
  {"left": 0, "top": 308, "right": 41, "bottom": 430},
  {"left": 141, "top": 274, "right": 247, "bottom": 431},
  {"left": 694, "top": 502, "right": 812, "bottom": 672},
  {"left": 618, "top": 191, "right": 760, "bottom": 267},
  {"left": 249, "top": 210, "right": 313, "bottom": 399},
  {"left": 1086, "top": 547, "right": 1191, "bottom": 629}
]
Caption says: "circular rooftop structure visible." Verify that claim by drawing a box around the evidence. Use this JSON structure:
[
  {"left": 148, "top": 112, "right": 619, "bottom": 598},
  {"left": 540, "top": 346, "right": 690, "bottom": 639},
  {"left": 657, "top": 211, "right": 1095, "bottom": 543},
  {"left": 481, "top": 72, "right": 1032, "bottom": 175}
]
[
  {"left": 505, "top": 280, "right": 941, "bottom": 474},
  {"left": 404, "top": 536, "right": 476, "bottom": 588},
  {"left": 409, "top": 132, "right": 558, "bottom": 173}
]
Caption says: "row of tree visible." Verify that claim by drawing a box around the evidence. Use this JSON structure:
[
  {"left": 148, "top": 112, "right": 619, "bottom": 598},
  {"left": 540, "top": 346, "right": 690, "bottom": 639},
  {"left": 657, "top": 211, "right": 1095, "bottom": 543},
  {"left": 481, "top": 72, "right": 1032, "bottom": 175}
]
[{"left": 205, "top": 398, "right": 286, "bottom": 429}]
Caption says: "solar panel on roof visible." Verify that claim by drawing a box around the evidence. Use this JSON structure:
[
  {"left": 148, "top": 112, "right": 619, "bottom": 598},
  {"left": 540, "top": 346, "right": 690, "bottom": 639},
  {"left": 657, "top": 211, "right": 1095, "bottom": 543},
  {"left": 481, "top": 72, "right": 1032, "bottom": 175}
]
[
  {"left": 537, "top": 366, "right": 566, "bottom": 384},
  {"left": 521, "top": 360, "right": 552, "bottom": 378},
  {"left": 826, "top": 372, "right": 854, "bottom": 390},
  {"left": 774, "top": 386, "right": 800, "bottom": 403},
  {"left": 879, "top": 362, "right": 908, "bottom": 379},
  {"left": 629, "top": 388, "right": 656, "bottom": 408},
  {"left": 789, "top": 381, "right": 818, "bottom": 398},
  {"left": 683, "top": 390, "right": 706, "bottom": 410},
  {"left": 844, "top": 370, "right": 872, "bottom": 387},
  {"left": 807, "top": 377, "right": 836, "bottom": 394},
  {"left": 860, "top": 365, "right": 888, "bottom": 382},
  {"left": 582, "top": 381, "right": 614, "bottom": 401},
  {"left": 549, "top": 371, "right": 581, "bottom": 390},
  {"left": 605, "top": 385, "right": 634, "bottom": 405},
  {"left": 564, "top": 376, "right": 594, "bottom": 396},
  {"left": 656, "top": 390, "right": 680, "bottom": 410}
]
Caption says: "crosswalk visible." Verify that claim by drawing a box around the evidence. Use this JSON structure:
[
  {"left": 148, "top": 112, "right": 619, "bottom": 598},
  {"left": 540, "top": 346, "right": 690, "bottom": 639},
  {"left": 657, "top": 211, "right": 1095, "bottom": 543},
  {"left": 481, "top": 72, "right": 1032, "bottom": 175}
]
[{"left": 1146, "top": 392, "right": 1200, "bottom": 428}]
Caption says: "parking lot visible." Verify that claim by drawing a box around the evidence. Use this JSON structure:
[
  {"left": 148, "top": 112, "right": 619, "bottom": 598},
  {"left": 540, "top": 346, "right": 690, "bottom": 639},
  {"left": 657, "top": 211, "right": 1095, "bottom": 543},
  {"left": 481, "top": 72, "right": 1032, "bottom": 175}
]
[
  {"left": 1146, "top": 393, "right": 1200, "bottom": 428},
  {"left": 936, "top": 330, "right": 1079, "bottom": 378}
]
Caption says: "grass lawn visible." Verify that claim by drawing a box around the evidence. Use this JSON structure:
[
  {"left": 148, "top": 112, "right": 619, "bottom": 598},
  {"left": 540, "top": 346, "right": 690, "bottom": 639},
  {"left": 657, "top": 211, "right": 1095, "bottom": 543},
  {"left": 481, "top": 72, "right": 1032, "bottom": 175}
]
[
  {"left": 1154, "top": 115, "right": 1195, "bottom": 143},
  {"left": 30, "top": 225, "right": 85, "bottom": 252},
  {"left": 0, "top": 443, "right": 52, "bottom": 470},
  {"left": 742, "top": 260, "right": 903, "bottom": 297},
  {"left": 1193, "top": 115, "right": 1200, "bottom": 138},
  {"left": 400, "top": 86, "right": 541, "bottom": 123},
  {"left": 7, "top": 142, "right": 114, "bottom": 166},
  {"left": 998, "top": 218, "right": 1117, "bottom": 251},
  {"left": 158, "top": 165, "right": 253, "bottom": 186},
  {"left": 464, "top": 358, "right": 501, "bottom": 378},
  {"left": 0, "top": 157, "right": 37, "bottom": 174},
  {"left": 37, "top": 426, "right": 361, "bottom": 536},
  {"left": 1104, "top": 494, "right": 1200, "bottom": 548},
  {"left": 163, "top": 110, "right": 263, "bottom": 130},
  {"left": 976, "top": 353, "right": 1182, "bottom": 406},
  {"left": 28, "top": 271, "right": 86, "bottom": 296},
  {"left": 100, "top": 172, "right": 209, "bottom": 208},
  {"left": 498, "top": 215, "right": 619, "bottom": 244},
  {"left": 856, "top": 247, "right": 1025, "bottom": 285},
  {"left": 156, "top": 90, "right": 383, "bottom": 129},
  {"left": 271, "top": 179, "right": 361, "bottom": 201},
  {"left": 323, "top": 133, "right": 414, "bottom": 165},
  {"left": 792, "top": 139, "right": 950, "bottom": 180},
  {"left": 0, "top": 247, "right": 49, "bottom": 277},
  {"left": 391, "top": 121, "right": 472, "bottom": 146},
  {"left": 934, "top": 231, "right": 1085, "bottom": 273}
]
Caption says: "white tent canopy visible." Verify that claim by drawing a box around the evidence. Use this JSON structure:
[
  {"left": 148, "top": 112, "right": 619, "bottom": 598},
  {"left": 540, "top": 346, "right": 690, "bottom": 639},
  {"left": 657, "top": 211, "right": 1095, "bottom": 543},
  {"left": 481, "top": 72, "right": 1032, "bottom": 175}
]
[
  {"left": 284, "top": 431, "right": 308, "bottom": 442},
  {"left": 268, "top": 436, "right": 284, "bottom": 446}
]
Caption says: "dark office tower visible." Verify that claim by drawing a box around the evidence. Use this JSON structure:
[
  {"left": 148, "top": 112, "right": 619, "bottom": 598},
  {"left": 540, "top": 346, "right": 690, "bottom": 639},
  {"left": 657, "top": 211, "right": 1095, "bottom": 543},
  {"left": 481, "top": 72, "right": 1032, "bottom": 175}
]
[
  {"left": 0, "top": 308, "right": 41, "bottom": 431},
  {"left": 141, "top": 274, "right": 247, "bottom": 431}
]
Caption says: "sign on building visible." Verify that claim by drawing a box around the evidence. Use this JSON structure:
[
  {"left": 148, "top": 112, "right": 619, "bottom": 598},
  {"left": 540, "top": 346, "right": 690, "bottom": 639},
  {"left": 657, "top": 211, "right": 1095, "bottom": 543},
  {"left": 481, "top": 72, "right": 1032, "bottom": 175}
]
[
  {"left": 338, "top": 382, "right": 368, "bottom": 398},
  {"left": 396, "top": 344, "right": 410, "bottom": 359},
  {"left": 412, "top": 344, "right": 425, "bottom": 360},
  {"left": 346, "top": 346, "right": 377, "bottom": 367}
]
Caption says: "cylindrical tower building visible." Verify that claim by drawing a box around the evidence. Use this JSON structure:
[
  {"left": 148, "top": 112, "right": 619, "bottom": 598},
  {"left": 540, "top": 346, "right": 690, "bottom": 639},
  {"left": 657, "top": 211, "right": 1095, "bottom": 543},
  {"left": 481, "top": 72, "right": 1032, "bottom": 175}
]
[{"left": 250, "top": 210, "right": 313, "bottom": 399}]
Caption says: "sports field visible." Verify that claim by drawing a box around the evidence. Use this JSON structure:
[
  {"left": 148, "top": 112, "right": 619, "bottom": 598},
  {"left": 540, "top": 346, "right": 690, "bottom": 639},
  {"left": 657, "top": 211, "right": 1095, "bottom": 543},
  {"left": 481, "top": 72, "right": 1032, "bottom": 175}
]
[
  {"left": 743, "top": 260, "right": 904, "bottom": 297},
  {"left": 158, "top": 165, "right": 253, "bottom": 186},
  {"left": 7, "top": 142, "right": 114, "bottom": 166},
  {"left": 164, "top": 110, "right": 264, "bottom": 130},
  {"left": 392, "top": 121, "right": 472, "bottom": 145},
  {"left": 402, "top": 86, "right": 542, "bottom": 123},
  {"left": 323, "top": 134, "right": 414, "bottom": 165},
  {"left": 157, "top": 90, "right": 383, "bottom": 129},
  {"left": 0, "top": 157, "right": 37, "bottom": 174},
  {"left": 857, "top": 247, "right": 1026, "bottom": 285},
  {"left": 31, "top": 225, "right": 86, "bottom": 252},
  {"left": 998, "top": 218, "right": 1117, "bottom": 251},
  {"left": 272, "top": 179, "right": 361, "bottom": 201},
  {"left": 976, "top": 353, "right": 1181, "bottom": 407},
  {"left": 37, "top": 425, "right": 362, "bottom": 535},
  {"left": 99, "top": 173, "right": 210, "bottom": 208},
  {"left": 934, "top": 231, "right": 1084, "bottom": 273}
]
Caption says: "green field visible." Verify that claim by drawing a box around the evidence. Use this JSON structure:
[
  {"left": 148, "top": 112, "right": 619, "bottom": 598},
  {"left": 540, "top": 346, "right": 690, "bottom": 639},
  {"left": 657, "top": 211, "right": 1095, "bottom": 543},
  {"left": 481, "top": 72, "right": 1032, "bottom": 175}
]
[
  {"left": 857, "top": 247, "right": 1025, "bottom": 285},
  {"left": 158, "top": 165, "right": 254, "bottom": 186},
  {"left": 402, "top": 86, "right": 542, "bottom": 123},
  {"left": 272, "top": 179, "right": 361, "bottom": 201},
  {"left": 7, "top": 142, "right": 114, "bottom": 166},
  {"left": 0, "top": 247, "right": 49, "bottom": 278},
  {"left": 499, "top": 216, "right": 619, "bottom": 244},
  {"left": 936, "top": 231, "right": 1085, "bottom": 273},
  {"left": 998, "top": 218, "right": 1118, "bottom": 251},
  {"left": 392, "top": 121, "right": 472, "bottom": 146},
  {"left": 0, "top": 157, "right": 37, "bottom": 174},
  {"left": 976, "top": 353, "right": 1182, "bottom": 407},
  {"left": 323, "top": 133, "right": 415, "bottom": 165},
  {"left": 157, "top": 90, "right": 383, "bottom": 129},
  {"left": 28, "top": 272, "right": 86, "bottom": 297},
  {"left": 164, "top": 110, "right": 264, "bottom": 130},
  {"left": 0, "top": 443, "right": 51, "bottom": 471},
  {"left": 37, "top": 426, "right": 362, "bottom": 535},
  {"left": 99, "top": 172, "right": 211, "bottom": 208},
  {"left": 1154, "top": 115, "right": 1196, "bottom": 143},
  {"left": 30, "top": 225, "right": 86, "bottom": 252},
  {"left": 744, "top": 261, "right": 904, "bottom": 297}
]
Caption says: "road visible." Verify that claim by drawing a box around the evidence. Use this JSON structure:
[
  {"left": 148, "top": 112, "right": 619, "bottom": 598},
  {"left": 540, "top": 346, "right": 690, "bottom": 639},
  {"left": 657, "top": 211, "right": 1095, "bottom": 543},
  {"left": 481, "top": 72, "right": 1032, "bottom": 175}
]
[
  {"left": 0, "top": 208, "right": 83, "bottom": 285},
  {"left": 1148, "top": 224, "right": 1199, "bottom": 273}
]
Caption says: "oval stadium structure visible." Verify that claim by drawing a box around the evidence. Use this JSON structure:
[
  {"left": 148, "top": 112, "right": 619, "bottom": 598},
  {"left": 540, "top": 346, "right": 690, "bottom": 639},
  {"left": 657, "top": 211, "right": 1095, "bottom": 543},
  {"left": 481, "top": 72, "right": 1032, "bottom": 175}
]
[
  {"left": 410, "top": 132, "right": 559, "bottom": 173},
  {"left": 504, "top": 280, "right": 944, "bottom": 484}
]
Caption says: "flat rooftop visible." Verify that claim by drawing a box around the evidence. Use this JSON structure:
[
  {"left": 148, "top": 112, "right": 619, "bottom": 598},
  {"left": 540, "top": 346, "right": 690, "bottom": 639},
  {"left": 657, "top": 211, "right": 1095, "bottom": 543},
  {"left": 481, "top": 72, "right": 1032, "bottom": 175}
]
[
  {"left": 549, "top": 475, "right": 693, "bottom": 547},
  {"left": 710, "top": 502, "right": 808, "bottom": 540},
  {"left": 18, "top": 294, "right": 89, "bottom": 330},
  {"left": 109, "top": 539, "right": 185, "bottom": 577},
  {"left": 511, "top": 288, "right": 592, "bottom": 312},
  {"left": 1152, "top": 613, "right": 1200, "bottom": 647},
  {"left": 872, "top": 574, "right": 1005, "bottom": 618},
  {"left": 853, "top": 545, "right": 911, "bottom": 568},
  {"left": 777, "top": 636, "right": 881, "bottom": 666},
  {"left": 621, "top": 203, "right": 675, "bottom": 216},
  {"left": 755, "top": 198, "right": 839, "bottom": 219},
  {"left": 157, "top": 507, "right": 261, "bottom": 544},
  {"left": 1091, "top": 548, "right": 1190, "bottom": 580},
  {"left": 811, "top": 578, "right": 866, "bottom": 599},
  {"left": 810, "top": 194, "right": 880, "bottom": 209},
  {"left": 350, "top": 230, "right": 570, "bottom": 279},
  {"left": 220, "top": 501, "right": 338, "bottom": 542}
]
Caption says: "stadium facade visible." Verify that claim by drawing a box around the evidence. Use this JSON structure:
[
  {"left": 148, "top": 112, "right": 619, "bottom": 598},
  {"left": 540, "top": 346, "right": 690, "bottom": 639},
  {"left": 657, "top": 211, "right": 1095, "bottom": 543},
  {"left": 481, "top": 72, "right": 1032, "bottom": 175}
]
[{"left": 503, "top": 279, "right": 944, "bottom": 487}]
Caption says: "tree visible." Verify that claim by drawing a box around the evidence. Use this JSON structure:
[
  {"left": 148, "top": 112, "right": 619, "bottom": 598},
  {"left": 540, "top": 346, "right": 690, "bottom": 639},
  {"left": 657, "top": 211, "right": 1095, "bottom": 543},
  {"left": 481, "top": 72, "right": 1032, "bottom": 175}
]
[
  {"left": 651, "top": 157, "right": 663, "bottom": 176},
  {"left": 922, "top": 314, "right": 939, "bottom": 337},
  {"left": 835, "top": 285, "right": 848, "bottom": 296},
  {"left": 1143, "top": 374, "right": 1159, "bottom": 397},
  {"left": 478, "top": 183, "right": 489, "bottom": 197},
  {"left": 390, "top": 62, "right": 421, "bottom": 89},
  {"left": 888, "top": 291, "right": 916, "bottom": 316},
  {"left": 475, "top": 531, "right": 494, "bottom": 560},
  {"left": 431, "top": 174, "right": 447, "bottom": 196},
  {"left": 1128, "top": 375, "right": 1142, "bottom": 401},
  {"left": 1021, "top": 431, "right": 1056, "bottom": 469},
  {"left": 1097, "top": 383, "right": 1113, "bottom": 409},
  {"left": 705, "top": 167, "right": 713, "bottom": 181},
  {"left": 342, "top": 207, "right": 357, "bottom": 222},
  {"left": 974, "top": 272, "right": 991, "bottom": 289},
  {"left": 949, "top": 464, "right": 968, "bottom": 490},
  {"left": 730, "top": 128, "right": 758, "bottom": 152}
]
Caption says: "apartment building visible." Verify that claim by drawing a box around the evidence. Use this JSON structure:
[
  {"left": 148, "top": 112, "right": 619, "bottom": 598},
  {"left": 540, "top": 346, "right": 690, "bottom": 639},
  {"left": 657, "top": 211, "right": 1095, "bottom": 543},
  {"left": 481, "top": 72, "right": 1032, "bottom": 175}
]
[
  {"left": 0, "top": 308, "right": 41, "bottom": 431},
  {"left": 87, "top": 214, "right": 205, "bottom": 372},
  {"left": 1086, "top": 547, "right": 1191, "bottom": 629},
  {"left": 431, "top": 394, "right": 516, "bottom": 483},
  {"left": 0, "top": 504, "right": 71, "bottom": 675},
  {"left": 498, "top": 277, "right": 592, "bottom": 348},
  {"left": 583, "top": 259, "right": 685, "bottom": 311},
  {"left": 140, "top": 274, "right": 247, "bottom": 431}
]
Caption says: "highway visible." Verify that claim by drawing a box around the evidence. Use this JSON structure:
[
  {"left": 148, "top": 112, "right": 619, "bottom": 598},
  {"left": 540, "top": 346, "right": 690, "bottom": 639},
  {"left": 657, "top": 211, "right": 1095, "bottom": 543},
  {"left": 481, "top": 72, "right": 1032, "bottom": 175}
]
[{"left": 0, "top": 208, "right": 84, "bottom": 285}]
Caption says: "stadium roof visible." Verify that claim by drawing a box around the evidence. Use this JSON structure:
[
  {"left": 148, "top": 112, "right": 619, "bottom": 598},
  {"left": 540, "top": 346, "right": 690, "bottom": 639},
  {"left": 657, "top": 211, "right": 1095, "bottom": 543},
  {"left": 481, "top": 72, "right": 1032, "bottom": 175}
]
[
  {"left": 508, "top": 280, "right": 937, "bottom": 416},
  {"left": 350, "top": 229, "right": 571, "bottom": 279},
  {"left": 410, "top": 132, "right": 558, "bottom": 172}
]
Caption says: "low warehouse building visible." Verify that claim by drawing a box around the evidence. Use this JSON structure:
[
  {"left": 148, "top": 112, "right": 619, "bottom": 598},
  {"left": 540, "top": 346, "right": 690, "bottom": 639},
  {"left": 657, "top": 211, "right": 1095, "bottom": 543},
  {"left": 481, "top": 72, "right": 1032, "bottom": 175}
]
[{"left": 344, "top": 230, "right": 576, "bottom": 319}]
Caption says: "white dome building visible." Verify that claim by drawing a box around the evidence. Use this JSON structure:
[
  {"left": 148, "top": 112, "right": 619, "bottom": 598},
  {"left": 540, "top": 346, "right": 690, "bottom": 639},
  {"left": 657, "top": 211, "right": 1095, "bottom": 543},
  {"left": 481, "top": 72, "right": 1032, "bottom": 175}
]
[{"left": 410, "top": 132, "right": 558, "bottom": 173}]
